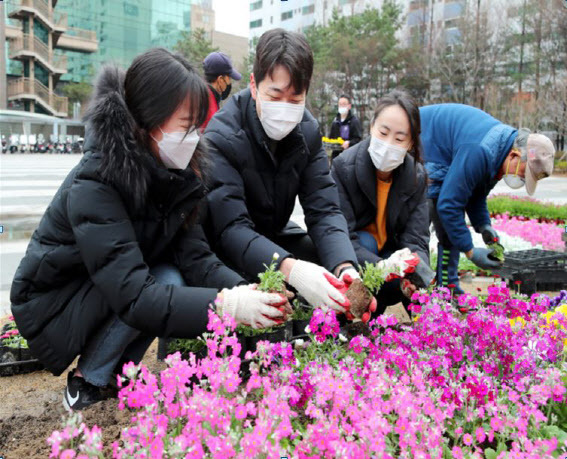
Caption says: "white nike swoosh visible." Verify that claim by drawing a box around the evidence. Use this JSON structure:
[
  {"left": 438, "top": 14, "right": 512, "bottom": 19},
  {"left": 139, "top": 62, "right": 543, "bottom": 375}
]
[{"left": 66, "top": 386, "right": 79, "bottom": 407}]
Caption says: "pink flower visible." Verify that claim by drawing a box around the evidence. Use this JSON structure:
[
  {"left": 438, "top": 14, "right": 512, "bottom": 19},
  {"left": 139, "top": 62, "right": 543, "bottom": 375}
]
[
  {"left": 462, "top": 433, "right": 473, "bottom": 446},
  {"left": 235, "top": 405, "right": 247, "bottom": 420},
  {"left": 60, "top": 450, "right": 76, "bottom": 459},
  {"left": 490, "top": 416, "right": 503, "bottom": 432},
  {"left": 224, "top": 375, "right": 239, "bottom": 393},
  {"left": 475, "top": 426, "right": 486, "bottom": 443}
]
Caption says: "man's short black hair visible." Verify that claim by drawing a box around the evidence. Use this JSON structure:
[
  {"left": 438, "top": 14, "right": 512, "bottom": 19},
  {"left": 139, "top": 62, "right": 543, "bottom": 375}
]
[
  {"left": 338, "top": 94, "right": 351, "bottom": 103},
  {"left": 253, "top": 28, "right": 313, "bottom": 94}
]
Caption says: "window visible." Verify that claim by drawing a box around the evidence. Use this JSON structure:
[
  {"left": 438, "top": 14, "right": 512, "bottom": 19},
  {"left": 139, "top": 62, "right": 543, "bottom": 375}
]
[
  {"left": 339, "top": 0, "right": 350, "bottom": 5},
  {"left": 302, "top": 4, "right": 315, "bottom": 15},
  {"left": 270, "top": 16, "right": 273, "bottom": 23},
  {"left": 250, "top": 19, "right": 263, "bottom": 28},
  {"left": 124, "top": 2, "right": 139, "bottom": 16},
  {"left": 281, "top": 10, "right": 293, "bottom": 20},
  {"left": 34, "top": 20, "right": 49, "bottom": 44},
  {"left": 250, "top": 0, "right": 263, "bottom": 11}
]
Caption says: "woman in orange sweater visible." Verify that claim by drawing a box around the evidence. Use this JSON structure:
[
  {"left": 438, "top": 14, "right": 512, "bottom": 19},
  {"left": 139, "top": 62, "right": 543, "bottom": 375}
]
[{"left": 331, "top": 90, "right": 430, "bottom": 311}]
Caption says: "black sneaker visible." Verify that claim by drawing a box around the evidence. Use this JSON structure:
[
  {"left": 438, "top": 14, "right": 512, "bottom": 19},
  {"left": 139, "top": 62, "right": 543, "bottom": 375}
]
[{"left": 63, "top": 371, "right": 106, "bottom": 411}]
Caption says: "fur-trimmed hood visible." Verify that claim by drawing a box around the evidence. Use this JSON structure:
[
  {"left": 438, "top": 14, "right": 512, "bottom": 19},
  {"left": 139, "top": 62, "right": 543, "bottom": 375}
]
[{"left": 83, "top": 65, "right": 209, "bottom": 213}]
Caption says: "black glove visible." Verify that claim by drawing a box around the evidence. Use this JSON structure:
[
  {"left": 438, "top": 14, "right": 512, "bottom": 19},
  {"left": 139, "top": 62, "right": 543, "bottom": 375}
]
[
  {"left": 470, "top": 247, "right": 502, "bottom": 270},
  {"left": 479, "top": 225, "right": 500, "bottom": 245}
]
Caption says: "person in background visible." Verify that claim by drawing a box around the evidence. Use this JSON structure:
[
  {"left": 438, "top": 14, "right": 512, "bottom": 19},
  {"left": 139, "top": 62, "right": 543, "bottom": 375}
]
[
  {"left": 10, "top": 48, "right": 288, "bottom": 412},
  {"left": 331, "top": 90, "right": 430, "bottom": 310},
  {"left": 201, "top": 51, "right": 242, "bottom": 129},
  {"left": 203, "top": 29, "right": 374, "bottom": 318},
  {"left": 328, "top": 94, "right": 363, "bottom": 160},
  {"left": 421, "top": 103, "right": 555, "bottom": 294}
]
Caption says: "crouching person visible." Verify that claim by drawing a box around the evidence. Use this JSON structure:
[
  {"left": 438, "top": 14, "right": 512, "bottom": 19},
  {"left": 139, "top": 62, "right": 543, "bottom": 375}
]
[
  {"left": 331, "top": 90, "right": 431, "bottom": 312},
  {"left": 10, "top": 48, "right": 288, "bottom": 411},
  {"left": 203, "top": 28, "right": 375, "bottom": 317}
]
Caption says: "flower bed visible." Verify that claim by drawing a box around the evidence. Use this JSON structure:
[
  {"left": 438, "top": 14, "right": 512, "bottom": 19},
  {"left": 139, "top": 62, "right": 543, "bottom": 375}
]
[
  {"left": 48, "top": 286, "right": 567, "bottom": 458},
  {"left": 488, "top": 195, "right": 567, "bottom": 224},
  {"left": 492, "top": 214, "right": 564, "bottom": 252}
]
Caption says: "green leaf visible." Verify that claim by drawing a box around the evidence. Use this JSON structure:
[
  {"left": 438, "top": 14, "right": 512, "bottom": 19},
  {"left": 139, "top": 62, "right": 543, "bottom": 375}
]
[{"left": 484, "top": 448, "right": 498, "bottom": 459}]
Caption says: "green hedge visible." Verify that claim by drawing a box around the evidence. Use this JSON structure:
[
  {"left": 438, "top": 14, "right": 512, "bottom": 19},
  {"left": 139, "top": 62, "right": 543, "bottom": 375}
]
[{"left": 487, "top": 196, "right": 567, "bottom": 223}]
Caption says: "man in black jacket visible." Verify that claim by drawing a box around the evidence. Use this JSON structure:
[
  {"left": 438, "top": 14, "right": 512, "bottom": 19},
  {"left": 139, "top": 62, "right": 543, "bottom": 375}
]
[
  {"left": 328, "top": 94, "right": 363, "bottom": 160},
  {"left": 204, "top": 29, "right": 366, "bottom": 315}
]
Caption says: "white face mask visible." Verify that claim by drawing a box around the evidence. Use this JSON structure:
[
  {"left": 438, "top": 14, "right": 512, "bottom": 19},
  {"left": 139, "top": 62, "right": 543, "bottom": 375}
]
[
  {"left": 257, "top": 94, "right": 305, "bottom": 141},
  {"left": 153, "top": 127, "right": 199, "bottom": 170},
  {"left": 368, "top": 136, "right": 407, "bottom": 172},
  {"left": 338, "top": 106, "right": 349, "bottom": 116},
  {"left": 502, "top": 156, "right": 525, "bottom": 189}
]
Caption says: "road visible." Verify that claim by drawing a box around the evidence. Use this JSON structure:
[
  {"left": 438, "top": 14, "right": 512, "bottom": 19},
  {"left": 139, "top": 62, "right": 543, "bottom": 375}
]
[{"left": 1, "top": 153, "right": 565, "bottom": 317}]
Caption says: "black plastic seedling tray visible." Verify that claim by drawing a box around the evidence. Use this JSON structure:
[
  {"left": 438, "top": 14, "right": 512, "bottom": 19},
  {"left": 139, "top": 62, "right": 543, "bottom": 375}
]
[
  {"left": 493, "top": 249, "right": 567, "bottom": 295},
  {"left": 0, "top": 346, "right": 44, "bottom": 377}
]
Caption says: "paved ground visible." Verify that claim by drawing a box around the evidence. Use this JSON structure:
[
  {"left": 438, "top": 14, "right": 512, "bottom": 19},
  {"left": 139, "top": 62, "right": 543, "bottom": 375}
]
[{"left": 1, "top": 153, "right": 565, "bottom": 317}]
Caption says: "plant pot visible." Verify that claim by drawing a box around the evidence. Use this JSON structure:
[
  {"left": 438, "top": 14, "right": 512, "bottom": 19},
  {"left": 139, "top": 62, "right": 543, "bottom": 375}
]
[
  {"left": 0, "top": 345, "right": 44, "bottom": 377},
  {"left": 293, "top": 319, "right": 311, "bottom": 336},
  {"left": 291, "top": 302, "right": 313, "bottom": 337},
  {"left": 245, "top": 321, "right": 293, "bottom": 354}
]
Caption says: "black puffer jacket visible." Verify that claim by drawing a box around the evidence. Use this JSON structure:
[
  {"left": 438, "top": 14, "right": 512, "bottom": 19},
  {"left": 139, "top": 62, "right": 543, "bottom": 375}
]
[
  {"left": 203, "top": 88, "right": 357, "bottom": 279},
  {"left": 10, "top": 66, "right": 243, "bottom": 376},
  {"left": 331, "top": 137, "right": 430, "bottom": 265},
  {"left": 329, "top": 110, "right": 363, "bottom": 147}
]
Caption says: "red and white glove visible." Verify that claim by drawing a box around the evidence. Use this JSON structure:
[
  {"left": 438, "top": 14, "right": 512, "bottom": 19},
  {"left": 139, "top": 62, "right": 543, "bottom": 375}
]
[
  {"left": 401, "top": 279, "right": 417, "bottom": 299},
  {"left": 338, "top": 266, "right": 377, "bottom": 323},
  {"left": 338, "top": 267, "right": 360, "bottom": 284},
  {"left": 288, "top": 260, "right": 350, "bottom": 313},
  {"left": 378, "top": 248, "right": 420, "bottom": 282},
  {"left": 217, "top": 285, "right": 288, "bottom": 329}
]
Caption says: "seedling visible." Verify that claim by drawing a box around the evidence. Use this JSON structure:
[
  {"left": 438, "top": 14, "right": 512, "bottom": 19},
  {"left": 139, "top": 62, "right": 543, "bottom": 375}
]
[
  {"left": 237, "top": 253, "right": 290, "bottom": 337},
  {"left": 488, "top": 243, "right": 505, "bottom": 263},
  {"left": 257, "top": 253, "right": 286, "bottom": 293},
  {"left": 359, "top": 262, "right": 386, "bottom": 295},
  {"left": 291, "top": 299, "right": 313, "bottom": 321},
  {"left": 168, "top": 337, "right": 206, "bottom": 356}
]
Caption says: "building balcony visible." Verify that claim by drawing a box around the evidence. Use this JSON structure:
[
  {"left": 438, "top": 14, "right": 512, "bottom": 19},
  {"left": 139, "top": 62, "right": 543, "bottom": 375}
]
[
  {"left": 7, "top": 77, "right": 68, "bottom": 117},
  {"left": 8, "top": 0, "right": 68, "bottom": 38},
  {"left": 9, "top": 33, "right": 67, "bottom": 76},
  {"left": 57, "top": 27, "right": 98, "bottom": 53}
]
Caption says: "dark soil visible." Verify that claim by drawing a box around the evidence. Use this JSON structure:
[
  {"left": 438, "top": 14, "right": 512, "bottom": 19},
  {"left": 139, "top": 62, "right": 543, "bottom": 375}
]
[
  {"left": 345, "top": 279, "right": 372, "bottom": 319},
  {"left": 0, "top": 339, "right": 166, "bottom": 459},
  {"left": 346, "top": 321, "right": 372, "bottom": 339}
]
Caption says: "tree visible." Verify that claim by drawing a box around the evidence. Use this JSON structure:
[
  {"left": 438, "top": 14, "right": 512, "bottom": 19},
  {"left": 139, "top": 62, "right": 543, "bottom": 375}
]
[
  {"left": 174, "top": 28, "right": 218, "bottom": 67},
  {"left": 62, "top": 81, "right": 93, "bottom": 117},
  {"left": 305, "top": 2, "right": 405, "bottom": 132}
]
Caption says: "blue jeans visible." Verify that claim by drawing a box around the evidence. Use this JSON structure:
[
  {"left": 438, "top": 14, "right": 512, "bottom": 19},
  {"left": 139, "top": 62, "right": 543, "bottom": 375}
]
[
  {"left": 78, "top": 264, "right": 185, "bottom": 387},
  {"left": 356, "top": 231, "right": 407, "bottom": 311},
  {"left": 357, "top": 230, "right": 379, "bottom": 255}
]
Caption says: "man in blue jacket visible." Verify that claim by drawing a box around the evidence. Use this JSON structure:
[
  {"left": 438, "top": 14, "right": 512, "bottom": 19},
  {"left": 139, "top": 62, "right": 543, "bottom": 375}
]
[{"left": 421, "top": 104, "right": 555, "bottom": 293}]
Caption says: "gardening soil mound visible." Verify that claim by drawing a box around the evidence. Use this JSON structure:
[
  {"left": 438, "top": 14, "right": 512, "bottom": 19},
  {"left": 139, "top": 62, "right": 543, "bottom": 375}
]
[
  {"left": 344, "top": 278, "right": 372, "bottom": 319},
  {"left": 0, "top": 339, "right": 165, "bottom": 458}
]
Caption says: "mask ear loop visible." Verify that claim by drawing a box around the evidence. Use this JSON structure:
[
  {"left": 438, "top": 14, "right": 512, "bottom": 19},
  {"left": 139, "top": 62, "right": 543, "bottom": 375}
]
[{"left": 513, "top": 157, "right": 521, "bottom": 177}]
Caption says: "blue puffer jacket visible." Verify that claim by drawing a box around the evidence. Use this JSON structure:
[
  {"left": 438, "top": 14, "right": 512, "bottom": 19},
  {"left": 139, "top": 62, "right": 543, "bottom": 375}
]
[{"left": 420, "top": 104, "right": 517, "bottom": 252}]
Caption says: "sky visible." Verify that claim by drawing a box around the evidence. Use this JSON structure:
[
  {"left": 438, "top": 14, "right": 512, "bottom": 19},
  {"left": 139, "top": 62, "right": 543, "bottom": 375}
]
[{"left": 212, "top": 0, "right": 250, "bottom": 38}]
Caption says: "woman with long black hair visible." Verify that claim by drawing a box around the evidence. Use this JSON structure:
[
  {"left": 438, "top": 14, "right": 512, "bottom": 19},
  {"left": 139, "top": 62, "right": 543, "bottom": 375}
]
[
  {"left": 331, "top": 89, "right": 430, "bottom": 312},
  {"left": 10, "top": 48, "right": 288, "bottom": 411}
]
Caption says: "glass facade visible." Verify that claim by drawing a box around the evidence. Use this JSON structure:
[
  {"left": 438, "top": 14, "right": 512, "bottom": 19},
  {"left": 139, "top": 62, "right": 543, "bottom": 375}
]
[{"left": 56, "top": 0, "right": 193, "bottom": 83}]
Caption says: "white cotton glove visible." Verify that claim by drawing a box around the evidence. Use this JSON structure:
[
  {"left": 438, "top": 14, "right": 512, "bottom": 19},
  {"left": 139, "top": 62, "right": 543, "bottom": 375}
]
[
  {"left": 377, "top": 248, "right": 420, "bottom": 282},
  {"left": 218, "top": 285, "right": 286, "bottom": 329},
  {"left": 288, "top": 260, "right": 349, "bottom": 313}
]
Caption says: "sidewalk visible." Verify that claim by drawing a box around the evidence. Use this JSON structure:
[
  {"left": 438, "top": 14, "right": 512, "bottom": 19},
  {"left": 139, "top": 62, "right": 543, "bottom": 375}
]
[{"left": 0, "top": 240, "right": 31, "bottom": 317}]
